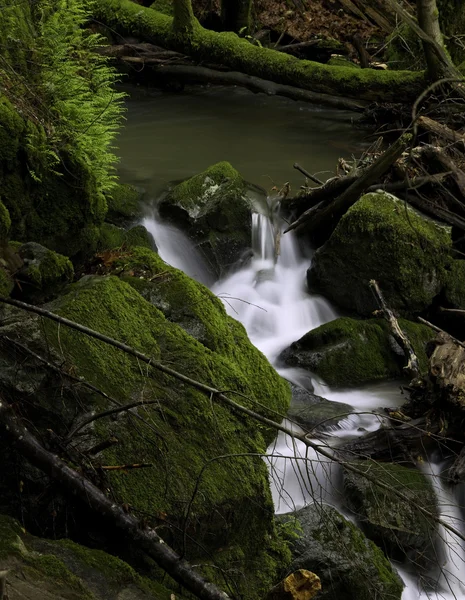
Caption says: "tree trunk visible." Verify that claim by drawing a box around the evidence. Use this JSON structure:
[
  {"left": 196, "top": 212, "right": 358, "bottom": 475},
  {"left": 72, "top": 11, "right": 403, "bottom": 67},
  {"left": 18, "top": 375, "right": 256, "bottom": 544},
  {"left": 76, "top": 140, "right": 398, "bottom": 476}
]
[
  {"left": 416, "top": 0, "right": 446, "bottom": 80},
  {"left": 94, "top": 0, "right": 425, "bottom": 103},
  {"left": 174, "top": 0, "right": 195, "bottom": 34},
  {"left": 437, "top": 0, "right": 465, "bottom": 64},
  {"left": 221, "top": 0, "right": 252, "bottom": 33}
]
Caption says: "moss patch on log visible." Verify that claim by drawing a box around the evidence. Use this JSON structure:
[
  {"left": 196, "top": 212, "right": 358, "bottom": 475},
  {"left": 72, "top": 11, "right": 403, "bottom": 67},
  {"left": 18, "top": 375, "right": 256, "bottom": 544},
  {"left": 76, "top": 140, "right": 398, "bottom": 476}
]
[{"left": 93, "top": 0, "right": 425, "bottom": 103}]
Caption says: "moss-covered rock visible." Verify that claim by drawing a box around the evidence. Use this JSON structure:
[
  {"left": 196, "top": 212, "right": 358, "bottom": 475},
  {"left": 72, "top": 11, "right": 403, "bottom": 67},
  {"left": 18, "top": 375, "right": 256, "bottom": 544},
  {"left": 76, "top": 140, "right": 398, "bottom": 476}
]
[
  {"left": 343, "top": 462, "right": 437, "bottom": 564},
  {"left": 0, "top": 513, "right": 175, "bottom": 599},
  {"left": 159, "top": 161, "right": 257, "bottom": 276},
  {"left": 443, "top": 259, "right": 465, "bottom": 308},
  {"left": 105, "top": 183, "right": 143, "bottom": 225},
  {"left": 0, "top": 265, "right": 291, "bottom": 599},
  {"left": 97, "top": 223, "right": 155, "bottom": 251},
  {"left": 308, "top": 192, "right": 452, "bottom": 317},
  {"left": 278, "top": 504, "right": 403, "bottom": 600},
  {"left": 279, "top": 316, "right": 433, "bottom": 387},
  {"left": 15, "top": 242, "right": 74, "bottom": 302}
]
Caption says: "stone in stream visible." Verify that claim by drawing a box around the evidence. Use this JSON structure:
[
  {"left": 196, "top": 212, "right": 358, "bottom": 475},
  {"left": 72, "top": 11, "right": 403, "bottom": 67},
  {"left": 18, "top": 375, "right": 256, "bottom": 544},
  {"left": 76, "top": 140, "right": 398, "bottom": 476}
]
[
  {"left": 158, "top": 161, "right": 262, "bottom": 277},
  {"left": 343, "top": 461, "right": 438, "bottom": 566},
  {"left": 307, "top": 192, "right": 452, "bottom": 318},
  {"left": 288, "top": 383, "right": 352, "bottom": 432},
  {"left": 0, "top": 247, "right": 291, "bottom": 600},
  {"left": 278, "top": 503, "right": 404, "bottom": 600},
  {"left": 0, "top": 513, "right": 180, "bottom": 600},
  {"left": 279, "top": 316, "right": 433, "bottom": 387}
]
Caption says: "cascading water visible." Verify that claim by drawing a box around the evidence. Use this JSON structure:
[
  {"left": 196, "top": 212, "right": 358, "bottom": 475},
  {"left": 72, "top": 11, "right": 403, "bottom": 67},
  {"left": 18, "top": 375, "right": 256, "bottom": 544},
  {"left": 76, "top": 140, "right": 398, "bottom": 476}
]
[{"left": 144, "top": 204, "right": 465, "bottom": 600}]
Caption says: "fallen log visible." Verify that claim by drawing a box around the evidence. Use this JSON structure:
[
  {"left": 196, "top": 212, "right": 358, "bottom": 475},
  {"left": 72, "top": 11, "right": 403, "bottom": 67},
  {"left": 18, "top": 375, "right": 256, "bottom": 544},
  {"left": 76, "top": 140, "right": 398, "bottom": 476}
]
[
  {"left": 93, "top": 0, "right": 426, "bottom": 104},
  {"left": 284, "top": 133, "right": 411, "bottom": 239},
  {"left": 404, "top": 193, "right": 465, "bottom": 232},
  {"left": 285, "top": 173, "right": 359, "bottom": 214},
  {"left": 0, "top": 400, "right": 230, "bottom": 600},
  {"left": 145, "top": 64, "right": 367, "bottom": 111},
  {"left": 370, "top": 279, "right": 421, "bottom": 379},
  {"left": 418, "top": 116, "right": 465, "bottom": 149},
  {"left": 365, "top": 172, "right": 449, "bottom": 193}
]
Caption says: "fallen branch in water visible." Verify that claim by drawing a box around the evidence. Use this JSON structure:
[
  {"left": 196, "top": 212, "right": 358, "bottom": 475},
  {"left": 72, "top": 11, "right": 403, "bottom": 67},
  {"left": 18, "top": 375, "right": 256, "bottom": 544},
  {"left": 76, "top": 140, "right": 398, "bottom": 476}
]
[
  {"left": 1, "top": 296, "right": 464, "bottom": 544},
  {"left": 284, "top": 133, "right": 410, "bottom": 239},
  {"left": 147, "top": 65, "right": 367, "bottom": 112}
]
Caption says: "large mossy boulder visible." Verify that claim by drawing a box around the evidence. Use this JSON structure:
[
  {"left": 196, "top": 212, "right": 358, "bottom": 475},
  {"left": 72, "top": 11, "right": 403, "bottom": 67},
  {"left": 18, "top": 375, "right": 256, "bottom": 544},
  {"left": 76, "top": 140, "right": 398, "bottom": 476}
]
[
  {"left": 278, "top": 504, "right": 403, "bottom": 600},
  {"left": 158, "top": 162, "right": 257, "bottom": 276},
  {"left": 0, "top": 514, "right": 176, "bottom": 600},
  {"left": 308, "top": 192, "right": 452, "bottom": 317},
  {"left": 0, "top": 248, "right": 291, "bottom": 599},
  {"left": 279, "top": 317, "right": 433, "bottom": 387},
  {"left": 343, "top": 461, "right": 437, "bottom": 564}
]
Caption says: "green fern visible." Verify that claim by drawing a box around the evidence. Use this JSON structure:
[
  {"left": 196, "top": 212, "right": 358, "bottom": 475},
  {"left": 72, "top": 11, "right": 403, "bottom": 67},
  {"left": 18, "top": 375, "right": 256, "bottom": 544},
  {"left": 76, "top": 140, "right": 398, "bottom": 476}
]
[{"left": 0, "top": 0, "right": 125, "bottom": 197}]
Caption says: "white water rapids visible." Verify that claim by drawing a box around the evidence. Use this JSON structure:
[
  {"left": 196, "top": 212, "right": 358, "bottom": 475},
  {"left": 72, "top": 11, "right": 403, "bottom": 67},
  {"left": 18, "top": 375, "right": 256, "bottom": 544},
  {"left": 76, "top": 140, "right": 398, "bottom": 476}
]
[{"left": 143, "top": 206, "right": 465, "bottom": 600}]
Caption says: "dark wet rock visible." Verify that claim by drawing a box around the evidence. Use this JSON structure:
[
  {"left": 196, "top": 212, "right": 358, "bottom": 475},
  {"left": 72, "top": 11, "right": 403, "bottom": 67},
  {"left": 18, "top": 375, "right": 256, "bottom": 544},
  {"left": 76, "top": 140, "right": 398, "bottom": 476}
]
[
  {"left": 158, "top": 161, "right": 262, "bottom": 277},
  {"left": 288, "top": 383, "right": 352, "bottom": 431},
  {"left": 343, "top": 461, "right": 438, "bottom": 564},
  {"left": 278, "top": 503, "right": 403, "bottom": 600}
]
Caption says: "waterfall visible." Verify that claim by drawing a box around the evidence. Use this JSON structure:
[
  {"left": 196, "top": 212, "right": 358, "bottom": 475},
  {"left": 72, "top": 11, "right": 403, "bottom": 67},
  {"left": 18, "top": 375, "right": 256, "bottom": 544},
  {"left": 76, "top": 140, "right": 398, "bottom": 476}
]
[{"left": 144, "top": 205, "right": 465, "bottom": 600}]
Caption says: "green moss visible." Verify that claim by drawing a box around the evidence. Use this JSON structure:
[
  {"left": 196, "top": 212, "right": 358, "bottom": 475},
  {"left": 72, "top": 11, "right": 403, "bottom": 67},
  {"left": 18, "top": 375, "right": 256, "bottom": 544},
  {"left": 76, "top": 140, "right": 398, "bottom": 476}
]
[
  {"left": 279, "top": 505, "right": 403, "bottom": 600},
  {"left": 327, "top": 57, "right": 361, "bottom": 69},
  {"left": 283, "top": 316, "right": 433, "bottom": 387},
  {"left": 0, "top": 266, "right": 13, "bottom": 297},
  {"left": 169, "top": 161, "right": 244, "bottom": 211},
  {"left": 97, "top": 224, "right": 154, "bottom": 251},
  {"left": 23, "top": 248, "right": 73, "bottom": 288},
  {"left": 444, "top": 259, "right": 465, "bottom": 308},
  {"left": 344, "top": 462, "right": 437, "bottom": 559},
  {"left": 0, "top": 200, "right": 11, "bottom": 241},
  {"left": 150, "top": 0, "right": 174, "bottom": 16},
  {"left": 43, "top": 273, "right": 290, "bottom": 599},
  {"left": 26, "top": 554, "right": 93, "bottom": 598},
  {"left": 0, "top": 514, "right": 27, "bottom": 560},
  {"left": 310, "top": 192, "right": 452, "bottom": 317},
  {"left": 106, "top": 183, "right": 142, "bottom": 224},
  {"left": 94, "top": 0, "right": 425, "bottom": 103}
]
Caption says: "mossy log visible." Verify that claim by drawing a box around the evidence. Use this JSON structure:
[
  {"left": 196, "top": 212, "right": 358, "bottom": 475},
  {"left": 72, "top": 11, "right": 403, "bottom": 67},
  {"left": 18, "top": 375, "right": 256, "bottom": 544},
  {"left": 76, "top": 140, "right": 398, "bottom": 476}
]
[{"left": 93, "top": 0, "right": 425, "bottom": 103}]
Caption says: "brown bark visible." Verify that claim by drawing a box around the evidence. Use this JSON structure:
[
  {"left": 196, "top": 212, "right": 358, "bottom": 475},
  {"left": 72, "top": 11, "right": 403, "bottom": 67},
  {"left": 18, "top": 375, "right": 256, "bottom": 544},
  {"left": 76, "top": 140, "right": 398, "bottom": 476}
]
[
  {"left": 146, "top": 64, "right": 367, "bottom": 111},
  {"left": 417, "top": 0, "right": 446, "bottom": 80},
  {"left": 221, "top": 0, "right": 252, "bottom": 33}
]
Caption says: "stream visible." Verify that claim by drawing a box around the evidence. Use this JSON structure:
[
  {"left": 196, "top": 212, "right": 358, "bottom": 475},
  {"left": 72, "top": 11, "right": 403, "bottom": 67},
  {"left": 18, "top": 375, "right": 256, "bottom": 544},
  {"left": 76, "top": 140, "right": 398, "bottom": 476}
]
[{"left": 118, "top": 85, "right": 465, "bottom": 600}]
